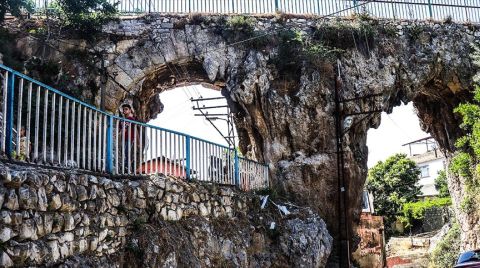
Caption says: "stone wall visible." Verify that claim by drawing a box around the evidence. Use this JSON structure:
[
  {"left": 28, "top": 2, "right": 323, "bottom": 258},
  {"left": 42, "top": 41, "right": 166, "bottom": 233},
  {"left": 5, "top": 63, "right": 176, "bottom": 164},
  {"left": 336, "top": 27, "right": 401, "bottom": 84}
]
[
  {"left": 422, "top": 206, "right": 452, "bottom": 233},
  {"left": 0, "top": 162, "right": 333, "bottom": 267},
  {"left": 0, "top": 162, "right": 246, "bottom": 266}
]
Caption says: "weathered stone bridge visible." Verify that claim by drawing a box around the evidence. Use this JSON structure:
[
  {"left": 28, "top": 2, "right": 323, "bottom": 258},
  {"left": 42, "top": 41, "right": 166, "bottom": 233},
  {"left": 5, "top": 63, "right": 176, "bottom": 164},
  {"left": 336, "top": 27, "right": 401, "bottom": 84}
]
[{"left": 6, "top": 13, "right": 480, "bottom": 260}]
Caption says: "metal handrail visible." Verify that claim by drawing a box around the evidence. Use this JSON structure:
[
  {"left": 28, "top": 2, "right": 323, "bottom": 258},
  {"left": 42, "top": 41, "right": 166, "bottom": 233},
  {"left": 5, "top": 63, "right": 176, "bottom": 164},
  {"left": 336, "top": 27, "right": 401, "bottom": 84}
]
[
  {"left": 0, "top": 63, "right": 269, "bottom": 191},
  {"left": 28, "top": 0, "right": 480, "bottom": 24},
  {"left": 0, "top": 64, "right": 229, "bottom": 149}
]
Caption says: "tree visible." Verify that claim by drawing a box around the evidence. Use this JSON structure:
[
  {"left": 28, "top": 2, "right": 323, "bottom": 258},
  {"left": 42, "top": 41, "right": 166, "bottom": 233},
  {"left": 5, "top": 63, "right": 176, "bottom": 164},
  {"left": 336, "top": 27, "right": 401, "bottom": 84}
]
[
  {"left": 434, "top": 170, "right": 450, "bottom": 198},
  {"left": 55, "top": 0, "right": 117, "bottom": 35},
  {"left": 366, "top": 153, "right": 421, "bottom": 235},
  {"left": 0, "top": 0, "right": 34, "bottom": 22}
]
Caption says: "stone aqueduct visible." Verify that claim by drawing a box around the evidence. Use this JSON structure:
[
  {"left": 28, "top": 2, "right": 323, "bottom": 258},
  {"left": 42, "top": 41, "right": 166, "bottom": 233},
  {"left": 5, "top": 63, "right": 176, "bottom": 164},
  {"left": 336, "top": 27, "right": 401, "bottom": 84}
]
[{"left": 12, "top": 14, "right": 480, "bottom": 251}]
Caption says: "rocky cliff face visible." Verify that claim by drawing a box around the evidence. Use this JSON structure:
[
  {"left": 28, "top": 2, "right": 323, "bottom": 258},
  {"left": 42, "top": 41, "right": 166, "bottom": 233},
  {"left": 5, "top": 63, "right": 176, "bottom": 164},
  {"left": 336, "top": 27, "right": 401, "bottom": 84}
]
[{"left": 3, "top": 15, "right": 480, "bottom": 253}]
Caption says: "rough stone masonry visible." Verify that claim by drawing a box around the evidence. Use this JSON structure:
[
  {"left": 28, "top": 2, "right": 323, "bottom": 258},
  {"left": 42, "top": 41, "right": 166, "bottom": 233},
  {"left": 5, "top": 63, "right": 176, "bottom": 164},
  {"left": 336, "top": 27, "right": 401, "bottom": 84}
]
[
  {"left": 0, "top": 162, "right": 332, "bottom": 267},
  {"left": 5, "top": 14, "right": 480, "bottom": 251}
]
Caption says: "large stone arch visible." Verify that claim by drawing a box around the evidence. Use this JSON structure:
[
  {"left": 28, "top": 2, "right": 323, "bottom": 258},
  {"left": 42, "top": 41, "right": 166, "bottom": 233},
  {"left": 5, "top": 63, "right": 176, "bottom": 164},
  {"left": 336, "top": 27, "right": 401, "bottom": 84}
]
[
  {"left": 11, "top": 14, "right": 480, "bottom": 252},
  {"left": 93, "top": 16, "right": 480, "bottom": 250}
]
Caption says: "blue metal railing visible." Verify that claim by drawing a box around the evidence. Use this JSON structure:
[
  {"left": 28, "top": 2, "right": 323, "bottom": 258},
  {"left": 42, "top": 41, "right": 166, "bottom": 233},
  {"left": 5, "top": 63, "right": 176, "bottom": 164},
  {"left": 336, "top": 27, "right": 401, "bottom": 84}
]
[
  {"left": 31, "top": 0, "right": 480, "bottom": 24},
  {"left": 0, "top": 63, "right": 269, "bottom": 191}
]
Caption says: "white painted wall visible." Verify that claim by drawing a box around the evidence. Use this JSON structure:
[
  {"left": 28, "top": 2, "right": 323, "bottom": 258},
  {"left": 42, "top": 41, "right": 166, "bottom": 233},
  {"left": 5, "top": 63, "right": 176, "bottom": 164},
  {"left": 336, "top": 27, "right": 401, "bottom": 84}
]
[{"left": 417, "top": 158, "right": 445, "bottom": 196}]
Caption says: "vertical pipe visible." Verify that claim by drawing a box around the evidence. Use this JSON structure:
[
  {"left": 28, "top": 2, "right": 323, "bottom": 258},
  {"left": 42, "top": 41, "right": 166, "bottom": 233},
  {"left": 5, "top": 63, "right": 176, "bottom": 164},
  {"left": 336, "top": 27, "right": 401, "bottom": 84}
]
[
  {"left": 25, "top": 84, "right": 33, "bottom": 158},
  {"left": 5, "top": 73, "right": 15, "bottom": 159},
  {"left": 71, "top": 102, "right": 75, "bottom": 163},
  {"left": 157, "top": 129, "right": 160, "bottom": 174},
  {"left": 16, "top": 78, "right": 23, "bottom": 158},
  {"left": 174, "top": 134, "right": 178, "bottom": 175},
  {"left": 180, "top": 135, "right": 184, "bottom": 178},
  {"left": 169, "top": 132, "right": 172, "bottom": 175},
  {"left": 106, "top": 115, "right": 113, "bottom": 174},
  {"left": 1, "top": 71, "right": 7, "bottom": 153},
  {"left": 82, "top": 107, "right": 86, "bottom": 169},
  {"left": 103, "top": 115, "right": 107, "bottom": 171},
  {"left": 121, "top": 120, "right": 125, "bottom": 174},
  {"left": 127, "top": 122, "right": 131, "bottom": 174},
  {"left": 78, "top": 105, "right": 83, "bottom": 167},
  {"left": 133, "top": 122, "right": 137, "bottom": 175},
  {"left": 234, "top": 149, "right": 239, "bottom": 187},
  {"left": 57, "top": 96, "right": 62, "bottom": 165},
  {"left": 50, "top": 94, "right": 55, "bottom": 164},
  {"left": 139, "top": 125, "right": 143, "bottom": 174},
  {"left": 149, "top": 127, "right": 153, "bottom": 174},
  {"left": 428, "top": 0, "right": 433, "bottom": 19},
  {"left": 42, "top": 91, "right": 48, "bottom": 163},
  {"left": 87, "top": 109, "right": 92, "bottom": 170},
  {"left": 115, "top": 119, "right": 119, "bottom": 174},
  {"left": 93, "top": 111, "right": 97, "bottom": 171},
  {"left": 99, "top": 115, "right": 103, "bottom": 170},
  {"left": 64, "top": 99, "right": 69, "bottom": 165},
  {"left": 34, "top": 85, "right": 40, "bottom": 161},
  {"left": 186, "top": 135, "right": 191, "bottom": 180}
]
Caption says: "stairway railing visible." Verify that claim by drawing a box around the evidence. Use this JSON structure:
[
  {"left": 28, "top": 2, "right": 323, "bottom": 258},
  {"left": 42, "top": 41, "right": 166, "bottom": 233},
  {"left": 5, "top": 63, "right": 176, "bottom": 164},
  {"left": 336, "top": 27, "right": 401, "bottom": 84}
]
[{"left": 0, "top": 63, "right": 269, "bottom": 191}]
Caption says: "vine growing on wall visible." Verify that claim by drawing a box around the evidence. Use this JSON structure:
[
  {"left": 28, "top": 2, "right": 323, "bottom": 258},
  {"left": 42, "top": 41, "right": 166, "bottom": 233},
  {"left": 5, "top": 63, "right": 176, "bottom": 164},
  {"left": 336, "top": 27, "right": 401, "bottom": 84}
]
[
  {"left": 449, "top": 44, "right": 480, "bottom": 215},
  {"left": 430, "top": 44, "right": 480, "bottom": 268}
]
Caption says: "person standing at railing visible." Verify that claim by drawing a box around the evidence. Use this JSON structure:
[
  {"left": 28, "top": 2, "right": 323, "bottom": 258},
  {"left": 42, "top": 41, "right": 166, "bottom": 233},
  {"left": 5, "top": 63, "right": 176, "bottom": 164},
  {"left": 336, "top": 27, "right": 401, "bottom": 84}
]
[{"left": 119, "top": 103, "right": 138, "bottom": 173}]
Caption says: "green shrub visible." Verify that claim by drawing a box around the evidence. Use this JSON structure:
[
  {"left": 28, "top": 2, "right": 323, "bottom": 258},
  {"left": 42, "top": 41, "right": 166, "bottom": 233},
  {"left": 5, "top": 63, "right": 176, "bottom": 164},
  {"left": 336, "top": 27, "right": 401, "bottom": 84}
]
[
  {"left": 226, "top": 15, "right": 256, "bottom": 33},
  {"left": 304, "top": 42, "right": 344, "bottom": 63},
  {"left": 354, "top": 11, "right": 373, "bottom": 21},
  {"left": 435, "top": 170, "right": 450, "bottom": 198},
  {"left": 381, "top": 24, "right": 399, "bottom": 38},
  {"left": 52, "top": 0, "right": 118, "bottom": 38},
  {"left": 407, "top": 24, "right": 424, "bottom": 41},
  {"left": 399, "top": 197, "right": 452, "bottom": 228},
  {"left": 460, "top": 195, "right": 474, "bottom": 213},
  {"left": 450, "top": 152, "right": 472, "bottom": 180},
  {"left": 430, "top": 223, "right": 460, "bottom": 268}
]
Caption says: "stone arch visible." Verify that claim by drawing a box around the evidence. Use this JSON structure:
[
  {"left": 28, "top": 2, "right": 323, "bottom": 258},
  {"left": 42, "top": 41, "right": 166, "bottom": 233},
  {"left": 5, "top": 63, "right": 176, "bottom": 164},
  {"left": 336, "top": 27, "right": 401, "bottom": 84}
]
[{"left": 95, "top": 15, "right": 480, "bottom": 250}]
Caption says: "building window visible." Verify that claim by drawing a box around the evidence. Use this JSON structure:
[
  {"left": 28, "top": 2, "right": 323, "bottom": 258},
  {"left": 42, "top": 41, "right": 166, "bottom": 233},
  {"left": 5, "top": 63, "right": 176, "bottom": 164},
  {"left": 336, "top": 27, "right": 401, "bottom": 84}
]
[{"left": 420, "top": 165, "right": 430, "bottom": 178}]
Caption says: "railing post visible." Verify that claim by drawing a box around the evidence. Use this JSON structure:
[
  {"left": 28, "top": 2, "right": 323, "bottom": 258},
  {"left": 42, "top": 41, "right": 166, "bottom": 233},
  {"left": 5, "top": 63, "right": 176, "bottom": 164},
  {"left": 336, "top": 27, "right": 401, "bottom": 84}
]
[
  {"left": 106, "top": 115, "right": 113, "bottom": 174},
  {"left": 186, "top": 135, "right": 191, "bottom": 180},
  {"left": 5, "top": 73, "right": 15, "bottom": 159},
  {"left": 234, "top": 149, "right": 239, "bottom": 186},
  {"left": 427, "top": 0, "right": 433, "bottom": 19}
]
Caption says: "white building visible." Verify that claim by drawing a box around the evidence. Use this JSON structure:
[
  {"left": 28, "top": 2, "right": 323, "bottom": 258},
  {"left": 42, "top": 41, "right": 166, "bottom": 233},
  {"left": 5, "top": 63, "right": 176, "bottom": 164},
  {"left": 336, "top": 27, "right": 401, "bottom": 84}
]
[{"left": 403, "top": 137, "right": 446, "bottom": 197}]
